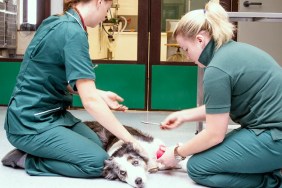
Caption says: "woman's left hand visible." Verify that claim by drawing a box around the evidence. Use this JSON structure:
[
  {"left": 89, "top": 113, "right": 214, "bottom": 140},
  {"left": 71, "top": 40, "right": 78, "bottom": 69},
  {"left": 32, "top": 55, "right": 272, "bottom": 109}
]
[
  {"left": 99, "top": 90, "right": 128, "bottom": 111},
  {"left": 156, "top": 146, "right": 179, "bottom": 168}
]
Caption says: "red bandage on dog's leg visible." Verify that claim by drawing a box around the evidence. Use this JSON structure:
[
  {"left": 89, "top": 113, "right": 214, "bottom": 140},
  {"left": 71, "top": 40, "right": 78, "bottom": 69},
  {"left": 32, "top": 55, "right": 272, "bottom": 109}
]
[{"left": 156, "top": 145, "right": 166, "bottom": 159}]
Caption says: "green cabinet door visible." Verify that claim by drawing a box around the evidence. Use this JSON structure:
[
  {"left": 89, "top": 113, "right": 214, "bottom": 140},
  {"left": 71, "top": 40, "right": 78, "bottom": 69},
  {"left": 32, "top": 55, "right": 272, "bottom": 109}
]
[
  {"left": 73, "top": 64, "right": 146, "bottom": 109},
  {"left": 151, "top": 65, "right": 197, "bottom": 110},
  {"left": 0, "top": 62, "right": 21, "bottom": 105}
]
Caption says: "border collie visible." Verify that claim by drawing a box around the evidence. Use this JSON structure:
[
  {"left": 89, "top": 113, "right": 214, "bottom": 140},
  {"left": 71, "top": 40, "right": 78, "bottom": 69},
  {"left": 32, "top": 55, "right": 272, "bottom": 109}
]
[{"left": 84, "top": 121, "right": 168, "bottom": 188}]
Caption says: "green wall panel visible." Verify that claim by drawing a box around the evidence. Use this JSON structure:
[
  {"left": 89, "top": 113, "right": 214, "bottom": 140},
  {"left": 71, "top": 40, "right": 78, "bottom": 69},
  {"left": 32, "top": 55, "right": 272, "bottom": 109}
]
[
  {"left": 73, "top": 64, "right": 146, "bottom": 109},
  {"left": 0, "top": 62, "right": 21, "bottom": 105},
  {"left": 0, "top": 62, "right": 197, "bottom": 111},
  {"left": 72, "top": 95, "right": 83, "bottom": 107},
  {"left": 151, "top": 65, "right": 197, "bottom": 110}
]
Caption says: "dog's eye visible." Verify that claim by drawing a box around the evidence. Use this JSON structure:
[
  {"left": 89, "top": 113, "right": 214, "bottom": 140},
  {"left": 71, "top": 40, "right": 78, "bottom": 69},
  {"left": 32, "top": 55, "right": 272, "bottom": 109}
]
[
  {"left": 132, "top": 160, "right": 139, "bottom": 166},
  {"left": 120, "top": 170, "right": 127, "bottom": 176}
]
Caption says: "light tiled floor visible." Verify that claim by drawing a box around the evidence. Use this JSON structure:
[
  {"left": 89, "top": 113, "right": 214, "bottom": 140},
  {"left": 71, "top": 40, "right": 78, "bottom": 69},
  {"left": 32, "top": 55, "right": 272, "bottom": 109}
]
[{"left": 0, "top": 107, "right": 208, "bottom": 188}]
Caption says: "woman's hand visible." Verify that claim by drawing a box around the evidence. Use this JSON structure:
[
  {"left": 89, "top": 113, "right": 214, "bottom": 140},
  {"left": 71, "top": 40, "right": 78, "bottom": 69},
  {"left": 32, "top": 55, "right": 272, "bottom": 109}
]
[
  {"left": 161, "top": 106, "right": 206, "bottom": 130},
  {"left": 98, "top": 90, "right": 128, "bottom": 111},
  {"left": 160, "top": 111, "right": 186, "bottom": 130},
  {"left": 156, "top": 146, "right": 179, "bottom": 168}
]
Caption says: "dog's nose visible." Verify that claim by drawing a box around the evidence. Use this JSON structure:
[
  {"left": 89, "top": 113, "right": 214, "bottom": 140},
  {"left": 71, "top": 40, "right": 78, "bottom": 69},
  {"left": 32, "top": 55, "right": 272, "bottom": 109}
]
[{"left": 135, "top": 177, "right": 143, "bottom": 185}]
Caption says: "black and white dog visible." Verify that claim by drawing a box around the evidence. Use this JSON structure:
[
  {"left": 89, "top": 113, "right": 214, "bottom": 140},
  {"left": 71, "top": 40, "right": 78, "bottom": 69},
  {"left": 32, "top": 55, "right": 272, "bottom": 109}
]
[{"left": 84, "top": 121, "right": 169, "bottom": 188}]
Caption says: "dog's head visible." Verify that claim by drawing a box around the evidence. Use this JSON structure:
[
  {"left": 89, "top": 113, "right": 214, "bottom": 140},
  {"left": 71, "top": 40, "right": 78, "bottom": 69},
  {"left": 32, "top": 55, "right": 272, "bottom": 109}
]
[{"left": 102, "top": 142, "right": 149, "bottom": 188}]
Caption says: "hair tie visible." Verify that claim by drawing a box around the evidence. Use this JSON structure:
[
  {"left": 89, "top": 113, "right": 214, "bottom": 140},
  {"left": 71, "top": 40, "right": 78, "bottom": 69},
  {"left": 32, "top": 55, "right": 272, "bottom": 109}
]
[{"left": 203, "top": 9, "right": 206, "bottom": 14}]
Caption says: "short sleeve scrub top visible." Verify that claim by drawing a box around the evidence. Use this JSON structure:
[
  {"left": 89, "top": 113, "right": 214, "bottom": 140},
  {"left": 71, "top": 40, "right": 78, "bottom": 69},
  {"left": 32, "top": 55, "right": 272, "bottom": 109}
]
[{"left": 4, "top": 9, "right": 95, "bottom": 135}]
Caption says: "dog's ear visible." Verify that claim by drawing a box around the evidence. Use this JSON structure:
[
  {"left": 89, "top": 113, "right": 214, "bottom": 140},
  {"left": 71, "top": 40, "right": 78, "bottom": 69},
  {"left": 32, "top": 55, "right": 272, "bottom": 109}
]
[
  {"left": 103, "top": 157, "right": 118, "bottom": 180},
  {"left": 104, "top": 157, "right": 113, "bottom": 165},
  {"left": 122, "top": 142, "right": 134, "bottom": 151},
  {"left": 122, "top": 142, "right": 149, "bottom": 164}
]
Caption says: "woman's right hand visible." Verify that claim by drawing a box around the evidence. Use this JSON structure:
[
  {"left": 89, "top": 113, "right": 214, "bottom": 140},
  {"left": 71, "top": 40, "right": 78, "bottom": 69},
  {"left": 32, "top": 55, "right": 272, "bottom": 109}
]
[
  {"left": 160, "top": 111, "right": 186, "bottom": 130},
  {"left": 156, "top": 146, "right": 179, "bottom": 168}
]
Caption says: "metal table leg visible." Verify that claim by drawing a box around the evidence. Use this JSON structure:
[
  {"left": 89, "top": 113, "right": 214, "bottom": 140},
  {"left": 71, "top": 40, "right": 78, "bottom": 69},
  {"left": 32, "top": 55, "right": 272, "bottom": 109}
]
[{"left": 196, "top": 67, "right": 204, "bottom": 134}]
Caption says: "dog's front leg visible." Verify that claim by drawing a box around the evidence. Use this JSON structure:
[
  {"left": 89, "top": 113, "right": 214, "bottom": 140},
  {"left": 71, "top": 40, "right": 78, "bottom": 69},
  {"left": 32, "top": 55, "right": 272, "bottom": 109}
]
[{"left": 147, "top": 158, "right": 159, "bottom": 173}]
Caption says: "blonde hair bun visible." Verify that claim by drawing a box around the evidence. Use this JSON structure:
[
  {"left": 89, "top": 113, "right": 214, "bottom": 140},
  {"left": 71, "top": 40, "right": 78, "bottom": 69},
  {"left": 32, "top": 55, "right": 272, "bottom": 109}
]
[{"left": 174, "top": 0, "right": 235, "bottom": 49}]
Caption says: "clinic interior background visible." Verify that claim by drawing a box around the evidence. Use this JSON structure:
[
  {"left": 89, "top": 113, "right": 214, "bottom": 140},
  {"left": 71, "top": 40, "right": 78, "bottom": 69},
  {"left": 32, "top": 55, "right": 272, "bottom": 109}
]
[{"left": 0, "top": 0, "right": 281, "bottom": 111}]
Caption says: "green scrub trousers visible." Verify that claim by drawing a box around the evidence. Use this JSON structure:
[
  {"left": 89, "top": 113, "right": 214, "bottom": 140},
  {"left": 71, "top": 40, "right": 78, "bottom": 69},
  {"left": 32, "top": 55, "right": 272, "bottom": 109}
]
[
  {"left": 7, "top": 122, "right": 109, "bottom": 177},
  {"left": 187, "top": 128, "right": 282, "bottom": 188},
  {"left": 4, "top": 9, "right": 107, "bottom": 178}
]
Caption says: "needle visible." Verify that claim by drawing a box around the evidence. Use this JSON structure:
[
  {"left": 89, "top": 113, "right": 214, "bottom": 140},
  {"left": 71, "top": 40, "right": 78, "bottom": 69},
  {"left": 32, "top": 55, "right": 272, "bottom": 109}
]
[{"left": 141, "top": 121, "right": 162, "bottom": 126}]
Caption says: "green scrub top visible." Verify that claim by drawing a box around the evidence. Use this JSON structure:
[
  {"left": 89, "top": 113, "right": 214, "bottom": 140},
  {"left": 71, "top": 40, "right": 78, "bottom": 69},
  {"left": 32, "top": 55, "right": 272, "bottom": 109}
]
[
  {"left": 5, "top": 9, "right": 95, "bottom": 135},
  {"left": 199, "top": 39, "right": 282, "bottom": 140}
]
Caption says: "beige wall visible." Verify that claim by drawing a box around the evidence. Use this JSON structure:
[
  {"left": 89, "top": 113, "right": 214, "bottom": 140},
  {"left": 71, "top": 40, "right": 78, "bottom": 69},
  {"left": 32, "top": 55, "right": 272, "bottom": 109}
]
[
  {"left": 51, "top": 0, "right": 63, "bottom": 15},
  {"left": 89, "top": 29, "right": 167, "bottom": 61},
  {"left": 16, "top": 31, "right": 35, "bottom": 55},
  {"left": 88, "top": 27, "right": 108, "bottom": 60},
  {"left": 238, "top": 0, "right": 282, "bottom": 66},
  {"left": 16, "top": 27, "right": 167, "bottom": 61}
]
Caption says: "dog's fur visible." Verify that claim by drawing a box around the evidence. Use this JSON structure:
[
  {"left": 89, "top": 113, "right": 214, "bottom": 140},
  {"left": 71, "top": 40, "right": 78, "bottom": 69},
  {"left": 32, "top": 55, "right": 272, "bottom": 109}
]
[{"left": 84, "top": 121, "right": 166, "bottom": 188}]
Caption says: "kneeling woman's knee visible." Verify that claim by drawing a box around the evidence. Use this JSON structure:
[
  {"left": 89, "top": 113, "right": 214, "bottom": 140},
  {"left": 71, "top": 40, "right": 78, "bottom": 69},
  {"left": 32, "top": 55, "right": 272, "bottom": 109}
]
[
  {"left": 187, "top": 155, "right": 206, "bottom": 183},
  {"left": 80, "top": 150, "right": 109, "bottom": 177}
]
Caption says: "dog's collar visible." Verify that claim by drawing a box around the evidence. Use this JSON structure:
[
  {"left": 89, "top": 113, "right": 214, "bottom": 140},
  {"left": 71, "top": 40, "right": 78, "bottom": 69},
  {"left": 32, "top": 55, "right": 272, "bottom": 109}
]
[{"left": 156, "top": 145, "right": 166, "bottom": 159}]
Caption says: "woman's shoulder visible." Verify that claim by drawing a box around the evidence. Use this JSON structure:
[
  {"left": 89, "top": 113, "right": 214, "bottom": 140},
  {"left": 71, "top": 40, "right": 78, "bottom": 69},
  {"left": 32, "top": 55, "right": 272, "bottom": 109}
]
[{"left": 38, "top": 14, "right": 82, "bottom": 32}]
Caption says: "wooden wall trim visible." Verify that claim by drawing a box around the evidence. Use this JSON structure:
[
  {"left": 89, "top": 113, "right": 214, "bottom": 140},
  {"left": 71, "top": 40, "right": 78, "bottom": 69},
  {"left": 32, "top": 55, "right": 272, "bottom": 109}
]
[
  {"left": 137, "top": 0, "right": 149, "bottom": 65},
  {"left": 36, "top": 0, "right": 51, "bottom": 29},
  {"left": 22, "top": 0, "right": 28, "bottom": 22},
  {"left": 149, "top": 0, "right": 161, "bottom": 65},
  {"left": 220, "top": 0, "right": 238, "bottom": 11}
]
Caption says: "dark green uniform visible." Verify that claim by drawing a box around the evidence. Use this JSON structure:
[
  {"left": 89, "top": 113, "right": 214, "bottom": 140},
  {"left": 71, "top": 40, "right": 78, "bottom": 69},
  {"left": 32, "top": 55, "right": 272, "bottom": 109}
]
[
  {"left": 4, "top": 9, "right": 108, "bottom": 177},
  {"left": 187, "top": 40, "right": 282, "bottom": 188}
]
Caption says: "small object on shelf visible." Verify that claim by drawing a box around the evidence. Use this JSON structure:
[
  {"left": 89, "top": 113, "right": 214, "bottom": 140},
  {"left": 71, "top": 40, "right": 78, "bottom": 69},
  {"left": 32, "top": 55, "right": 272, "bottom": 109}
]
[{"left": 165, "top": 43, "right": 187, "bottom": 62}]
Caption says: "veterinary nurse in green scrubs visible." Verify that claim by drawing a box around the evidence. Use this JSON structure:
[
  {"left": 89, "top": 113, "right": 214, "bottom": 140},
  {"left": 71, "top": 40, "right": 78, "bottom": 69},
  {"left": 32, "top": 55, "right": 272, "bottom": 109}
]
[
  {"left": 2, "top": 0, "right": 144, "bottom": 178},
  {"left": 157, "top": 0, "right": 282, "bottom": 187}
]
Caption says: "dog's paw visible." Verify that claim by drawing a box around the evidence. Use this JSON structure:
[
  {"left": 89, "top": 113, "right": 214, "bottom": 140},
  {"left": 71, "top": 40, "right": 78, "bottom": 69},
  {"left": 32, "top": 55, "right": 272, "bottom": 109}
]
[
  {"left": 148, "top": 167, "right": 159, "bottom": 173},
  {"left": 147, "top": 159, "right": 159, "bottom": 173},
  {"left": 156, "top": 162, "right": 183, "bottom": 171}
]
